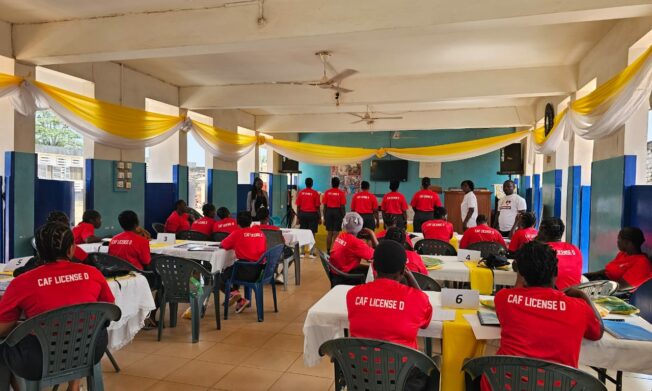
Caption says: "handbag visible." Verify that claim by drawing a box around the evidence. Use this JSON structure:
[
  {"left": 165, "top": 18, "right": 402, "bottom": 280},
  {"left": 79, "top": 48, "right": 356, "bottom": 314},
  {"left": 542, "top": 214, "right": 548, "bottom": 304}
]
[{"left": 479, "top": 253, "right": 510, "bottom": 270}]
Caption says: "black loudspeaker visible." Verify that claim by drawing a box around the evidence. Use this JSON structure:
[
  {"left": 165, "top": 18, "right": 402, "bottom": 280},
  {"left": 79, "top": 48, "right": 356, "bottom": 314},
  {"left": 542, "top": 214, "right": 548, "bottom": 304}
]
[
  {"left": 498, "top": 143, "right": 523, "bottom": 175},
  {"left": 279, "top": 155, "right": 301, "bottom": 173}
]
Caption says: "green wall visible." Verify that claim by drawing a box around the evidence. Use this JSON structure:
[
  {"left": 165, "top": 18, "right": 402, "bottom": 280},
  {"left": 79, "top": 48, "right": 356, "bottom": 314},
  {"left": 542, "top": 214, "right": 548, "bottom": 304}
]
[
  {"left": 542, "top": 169, "right": 561, "bottom": 219},
  {"left": 208, "top": 169, "right": 237, "bottom": 213},
  {"left": 271, "top": 174, "right": 288, "bottom": 223},
  {"left": 87, "top": 159, "right": 146, "bottom": 237},
  {"left": 174, "top": 164, "right": 189, "bottom": 203},
  {"left": 5, "top": 152, "right": 36, "bottom": 258}
]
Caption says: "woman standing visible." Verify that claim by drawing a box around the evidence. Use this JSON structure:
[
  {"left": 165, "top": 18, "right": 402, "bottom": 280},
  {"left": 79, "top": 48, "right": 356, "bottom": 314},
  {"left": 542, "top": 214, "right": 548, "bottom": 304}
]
[{"left": 246, "top": 177, "right": 269, "bottom": 221}]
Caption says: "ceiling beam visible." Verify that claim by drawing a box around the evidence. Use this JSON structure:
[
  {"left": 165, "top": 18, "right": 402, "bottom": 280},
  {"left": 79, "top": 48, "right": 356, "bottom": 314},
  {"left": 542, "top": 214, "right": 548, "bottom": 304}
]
[
  {"left": 180, "top": 66, "right": 576, "bottom": 110},
  {"left": 256, "top": 106, "right": 535, "bottom": 133},
  {"left": 12, "top": 0, "right": 652, "bottom": 65}
]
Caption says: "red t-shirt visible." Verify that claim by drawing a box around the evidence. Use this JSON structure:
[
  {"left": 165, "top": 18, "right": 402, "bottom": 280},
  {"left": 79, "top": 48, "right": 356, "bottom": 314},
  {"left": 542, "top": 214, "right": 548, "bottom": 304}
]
[
  {"left": 351, "top": 191, "right": 378, "bottom": 214},
  {"left": 459, "top": 225, "right": 506, "bottom": 249},
  {"left": 381, "top": 192, "right": 408, "bottom": 214},
  {"left": 422, "top": 220, "right": 454, "bottom": 241},
  {"left": 494, "top": 287, "right": 601, "bottom": 367},
  {"left": 73, "top": 246, "right": 89, "bottom": 262},
  {"left": 72, "top": 222, "right": 95, "bottom": 245},
  {"left": 376, "top": 230, "right": 414, "bottom": 248},
  {"left": 108, "top": 231, "right": 152, "bottom": 270},
  {"left": 322, "top": 188, "right": 346, "bottom": 208},
  {"left": 191, "top": 216, "right": 217, "bottom": 237},
  {"left": 164, "top": 211, "right": 191, "bottom": 233},
  {"left": 214, "top": 217, "right": 237, "bottom": 234},
  {"left": 605, "top": 252, "right": 652, "bottom": 289},
  {"left": 410, "top": 190, "right": 442, "bottom": 212},
  {"left": 347, "top": 278, "right": 432, "bottom": 349},
  {"left": 330, "top": 232, "right": 374, "bottom": 273},
  {"left": 406, "top": 250, "right": 427, "bottom": 275},
  {"left": 296, "top": 188, "right": 321, "bottom": 213},
  {"left": 0, "top": 261, "right": 115, "bottom": 322},
  {"left": 508, "top": 227, "right": 539, "bottom": 252},
  {"left": 547, "top": 241, "right": 583, "bottom": 290},
  {"left": 220, "top": 226, "right": 267, "bottom": 262}
]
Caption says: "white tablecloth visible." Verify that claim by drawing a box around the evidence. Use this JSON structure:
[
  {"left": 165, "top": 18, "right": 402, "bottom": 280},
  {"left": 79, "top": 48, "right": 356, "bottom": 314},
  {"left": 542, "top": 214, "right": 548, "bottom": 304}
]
[
  {"left": 106, "top": 274, "right": 156, "bottom": 350},
  {"left": 365, "top": 256, "right": 517, "bottom": 286},
  {"left": 149, "top": 241, "right": 236, "bottom": 273},
  {"left": 282, "top": 228, "right": 316, "bottom": 248},
  {"left": 303, "top": 285, "right": 652, "bottom": 374},
  {"left": 78, "top": 242, "right": 107, "bottom": 253}
]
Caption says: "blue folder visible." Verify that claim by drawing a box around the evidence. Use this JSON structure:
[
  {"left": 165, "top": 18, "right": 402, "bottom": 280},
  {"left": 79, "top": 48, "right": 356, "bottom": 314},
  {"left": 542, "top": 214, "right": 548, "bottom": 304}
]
[{"left": 604, "top": 320, "right": 652, "bottom": 341}]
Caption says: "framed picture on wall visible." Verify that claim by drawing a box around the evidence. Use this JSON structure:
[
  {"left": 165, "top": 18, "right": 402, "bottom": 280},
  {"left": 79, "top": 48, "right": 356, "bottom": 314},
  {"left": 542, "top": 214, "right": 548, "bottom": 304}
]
[{"left": 114, "top": 160, "right": 133, "bottom": 192}]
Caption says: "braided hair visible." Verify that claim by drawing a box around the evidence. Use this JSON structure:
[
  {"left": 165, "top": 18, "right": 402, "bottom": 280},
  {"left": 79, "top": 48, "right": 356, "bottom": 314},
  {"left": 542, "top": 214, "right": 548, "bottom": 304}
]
[
  {"left": 46, "top": 210, "right": 70, "bottom": 226},
  {"left": 519, "top": 212, "right": 536, "bottom": 229},
  {"left": 383, "top": 226, "right": 414, "bottom": 251},
  {"left": 538, "top": 217, "right": 565, "bottom": 242},
  {"left": 35, "top": 222, "right": 74, "bottom": 263},
  {"left": 512, "top": 241, "right": 558, "bottom": 287}
]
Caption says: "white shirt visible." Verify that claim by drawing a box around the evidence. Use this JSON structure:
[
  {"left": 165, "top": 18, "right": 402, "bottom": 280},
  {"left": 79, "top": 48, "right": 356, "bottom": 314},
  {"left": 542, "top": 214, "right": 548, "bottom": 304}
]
[
  {"left": 461, "top": 191, "right": 478, "bottom": 228},
  {"left": 497, "top": 194, "right": 527, "bottom": 232}
]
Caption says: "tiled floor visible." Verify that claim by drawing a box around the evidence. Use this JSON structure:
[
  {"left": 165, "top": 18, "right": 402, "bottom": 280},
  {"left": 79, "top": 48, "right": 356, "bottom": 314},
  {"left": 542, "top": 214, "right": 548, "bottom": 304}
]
[{"left": 98, "top": 257, "right": 652, "bottom": 391}]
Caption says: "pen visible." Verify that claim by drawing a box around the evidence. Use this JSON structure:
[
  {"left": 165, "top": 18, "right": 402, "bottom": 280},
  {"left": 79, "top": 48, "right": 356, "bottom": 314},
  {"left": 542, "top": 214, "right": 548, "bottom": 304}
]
[{"left": 604, "top": 318, "right": 625, "bottom": 322}]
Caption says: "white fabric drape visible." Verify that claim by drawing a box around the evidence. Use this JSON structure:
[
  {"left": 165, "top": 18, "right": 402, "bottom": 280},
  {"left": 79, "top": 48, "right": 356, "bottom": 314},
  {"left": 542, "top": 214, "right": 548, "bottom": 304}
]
[{"left": 189, "top": 121, "right": 258, "bottom": 162}]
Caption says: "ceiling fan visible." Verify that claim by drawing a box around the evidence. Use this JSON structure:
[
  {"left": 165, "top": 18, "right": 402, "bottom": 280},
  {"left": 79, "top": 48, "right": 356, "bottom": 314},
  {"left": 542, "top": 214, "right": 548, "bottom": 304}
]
[
  {"left": 348, "top": 107, "right": 403, "bottom": 125},
  {"left": 273, "top": 50, "right": 358, "bottom": 93}
]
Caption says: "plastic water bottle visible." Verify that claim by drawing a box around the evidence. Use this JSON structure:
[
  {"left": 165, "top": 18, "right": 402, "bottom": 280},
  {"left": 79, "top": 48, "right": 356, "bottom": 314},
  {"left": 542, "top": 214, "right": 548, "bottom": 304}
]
[{"left": 189, "top": 276, "right": 203, "bottom": 298}]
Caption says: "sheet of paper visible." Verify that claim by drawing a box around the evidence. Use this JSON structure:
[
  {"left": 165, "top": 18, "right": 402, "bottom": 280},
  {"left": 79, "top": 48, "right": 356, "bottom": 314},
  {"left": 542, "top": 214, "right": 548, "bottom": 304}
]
[
  {"left": 463, "top": 313, "right": 502, "bottom": 340},
  {"left": 432, "top": 306, "right": 456, "bottom": 321}
]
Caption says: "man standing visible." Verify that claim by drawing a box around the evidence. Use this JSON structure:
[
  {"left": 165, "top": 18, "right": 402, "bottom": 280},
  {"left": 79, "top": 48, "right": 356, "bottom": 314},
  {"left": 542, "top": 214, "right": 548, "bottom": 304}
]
[
  {"left": 410, "top": 177, "right": 442, "bottom": 233},
  {"left": 350, "top": 181, "right": 379, "bottom": 230},
  {"left": 494, "top": 180, "right": 527, "bottom": 237},
  {"left": 296, "top": 178, "right": 321, "bottom": 258}
]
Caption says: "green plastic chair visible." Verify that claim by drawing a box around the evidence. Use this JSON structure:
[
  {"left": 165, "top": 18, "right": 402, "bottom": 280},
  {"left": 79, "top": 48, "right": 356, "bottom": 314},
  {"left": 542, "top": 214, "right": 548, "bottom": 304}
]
[
  {"left": 154, "top": 256, "right": 217, "bottom": 343},
  {"left": 467, "top": 241, "right": 506, "bottom": 258},
  {"left": 2, "top": 302, "right": 121, "bottom": 391},
  {"left": 414, "top": 239, "right": 457, "bottom": 256},
  {"left": 319, "top": 338, "right": 440, "bottom": 391},
  {"left": 411, "top": 271, "right": 442, "bottom": 292},
  {"left": 318, "top": 250, "right": 366, "bottom": 288},
  {"left": 463, "top": 355, "right": 607, "bottom": 391}
]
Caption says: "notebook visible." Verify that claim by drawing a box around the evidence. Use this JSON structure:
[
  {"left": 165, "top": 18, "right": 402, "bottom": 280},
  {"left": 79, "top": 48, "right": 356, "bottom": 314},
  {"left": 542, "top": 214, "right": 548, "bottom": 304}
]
[
  {"left": 477, "top": 311, "right": 500, "bottom": 327},
  {"left": 604, "top": 320, "right": 652, "bottom": 341}
]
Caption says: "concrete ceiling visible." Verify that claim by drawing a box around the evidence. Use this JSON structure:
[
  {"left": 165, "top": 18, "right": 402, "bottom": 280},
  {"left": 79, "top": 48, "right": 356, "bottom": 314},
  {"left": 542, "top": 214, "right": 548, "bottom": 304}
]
[{"left": 5, "top": 0, "right": 652, "bottom": 133}]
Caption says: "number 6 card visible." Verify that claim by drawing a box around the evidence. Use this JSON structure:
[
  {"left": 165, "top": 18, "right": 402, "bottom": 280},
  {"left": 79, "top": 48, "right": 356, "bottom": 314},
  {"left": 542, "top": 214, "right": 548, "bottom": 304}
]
[{"left": 441, "top": 288, "right": 480, "bottom": 309}]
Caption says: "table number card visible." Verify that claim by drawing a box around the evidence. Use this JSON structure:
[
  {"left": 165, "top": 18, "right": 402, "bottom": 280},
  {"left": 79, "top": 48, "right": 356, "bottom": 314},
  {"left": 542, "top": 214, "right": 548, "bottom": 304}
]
[
  {"left": 157, "top": 233, "right": 176, "bottom": 243},
  {"left": 441, "top": 288, "right": 480, "bottom": 309},
  {"left": 457, "top": 249, "right": 482, "bottom": 262}
]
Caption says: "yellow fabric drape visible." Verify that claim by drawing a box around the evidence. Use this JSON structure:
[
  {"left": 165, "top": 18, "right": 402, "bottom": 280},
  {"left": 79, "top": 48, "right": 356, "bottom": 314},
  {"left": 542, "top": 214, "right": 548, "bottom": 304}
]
[
  {"left": 441, "top": 309, "right": 486, "bottom": 391},
  {"left": 34, "top": 81, "right": 184, "bottom": 140},
  {"left": 572, "top": 46, "right": 652, "bottom": 115},
  {"left": 192, "top": 120, "right": 258, "bottom": 147},
  {"left": 265, "top": 138, "right": 381, "bottom": 165},
  {"left": 0, "top": 73, "right": 22, "bottom": 89},
  {"left": 533, "top": 108, "right": 567, "bottom": 145},
  {"left": 464, "top": 262, "right": 494, "bottom": 295}
]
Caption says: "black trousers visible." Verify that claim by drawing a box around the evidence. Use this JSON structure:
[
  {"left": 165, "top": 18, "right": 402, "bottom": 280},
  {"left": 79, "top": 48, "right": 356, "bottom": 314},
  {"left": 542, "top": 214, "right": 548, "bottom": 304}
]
[
  {"left": 324, "top": 208, "right": 344, "bottom": 231},
  {"left": 382, "top": 213, "right": 406, "bottom": 229},
  {"left": 221, "top": 262, "right": 265, "bottom": 292},
  {"left": 298, "top": 211, "right": 319, "bottom": 233},
  {"left": 359, "top": 213, "right": 376, "bottom": 230},
  {"left": 412, "top": 210, "right": 434, "bottom": 233}
]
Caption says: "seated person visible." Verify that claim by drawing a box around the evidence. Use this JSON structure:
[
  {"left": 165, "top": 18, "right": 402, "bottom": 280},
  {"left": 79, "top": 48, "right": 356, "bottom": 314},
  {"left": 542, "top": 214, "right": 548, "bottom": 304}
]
[
  {"left": 484, "top": 241, "right": 603, "bottom": 390},
  {"left": 459, "top": 215, "right": 506, "bottom": 249},
  {"left": 507, "top": 212, "right": 538, "bottom": 253},
  {"left": 256, "top": 207, "right": 295, "bottom": 284},
  {"left": 377, "top": 214, "right": 414, "bottom": 247},
  {"left": 220, "top": 211, "right": 267, "bottom": 313},
  {"left": 164, "top": 199, "right": 194, "bottom": 233},
  {"left": 383, "top": 227, "right": 427, "bottom": 275},
  {"left": 256, "top": 207, "right": 280, "bottom": 231},
  {"left": 108, "top": 210, "right": 151, "bottom": 270},
  {"left": 47, "top": 211, "right": 88, "bottom": 262},
  {"left": 421, "top": 206, "right": 454, "bottom": 242},
  {"left": 347, "top": 240, "right": 433, "bottom": 391},
  {"left": 585, "top": 227, "right": 652, "bottom": 290},
  {"left": 191, "top": 203, "right": 218, "bottom": 237},
  {"left": 330, "top": 212, "right": 378, "bottom": 277},
  {"left": 0, "top": 222, "right": 115, "bottom": 391},
  {"left": 214, "top": 207, "right": 238, "bottom": 234},
  {"left": 536, "top": 218, "right": 582, "bottom": 290},
  {"left": 72, "top": 210, "right": 102, "bottom": 244}
]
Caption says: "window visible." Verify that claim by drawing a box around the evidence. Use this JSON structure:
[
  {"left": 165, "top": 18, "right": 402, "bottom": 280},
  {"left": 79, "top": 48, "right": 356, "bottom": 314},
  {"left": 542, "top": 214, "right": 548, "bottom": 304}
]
[{"left": 187, "top": 133, "right": 207, "bottom": 210}]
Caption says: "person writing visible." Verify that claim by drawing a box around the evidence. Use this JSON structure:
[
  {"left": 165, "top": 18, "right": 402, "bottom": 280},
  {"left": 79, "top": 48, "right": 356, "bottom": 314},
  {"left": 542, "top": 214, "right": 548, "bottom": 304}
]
[
  {"left": 330, "top": 212, "right": 378, "bottom": 283},
  {"left": 347, "top": 240, "right": 432, "bottom": 390},
  {"left": 296, "top": 177, "right": 321, "bottom": 258},
  {"left": 214, "top": 207, "right": 237, "bottom": 234},
  {"left": 584, "top": 227, "right": 652, "bottom": 290},
  {"left": 164, "top": 200, "right": 194, "bottom": 233},
  {"left": 246, "top": 177, "right": 269, "bottom": 221},
  {"left": 323, "top": 177, "right": 347, "bottom": 253},
  {"left": 507, "top": 212, "right": 538, "bottom": 253},
  {"left": 0, "top": 222, "right": 115, "bottom": 391},
  {"left": 494, "top": 180, "right": 527, "bottom": 237},
  {"left": 72, "top": 210, "right": 103, "bottom": 244},
  {"left": 535, "top": 218, "right": 582, "bottom": 290},
  {"left": 459, "top": 215, "right": 506, "bottom": 249},
  {"left": 190, "top": 203, "right": 218, "bottom": 237},
  {"left": 108, "top": 210, "right": 152, "bottom": 270},
  {"left": 483, "top": 241, "right": 603, "bottom": 390},
  {"left": 460, "top": 180, "right": 478, "bottom": 232},
  {"left": 220, "top": 211, "right": 267, "bottom": 313},
  {"left": 381, "top": 180, "right": 408, "bottom": 229},
  {"left": 350, "top": 181, "right": 379, "bottom": 230},
  {"left": 421, "top": 207, "right": 454, "bottom": 242},
  {"left": 410, "top": 177, "right": 442, "bottom": 233}
]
